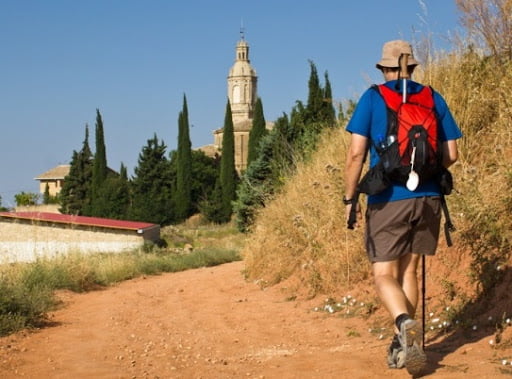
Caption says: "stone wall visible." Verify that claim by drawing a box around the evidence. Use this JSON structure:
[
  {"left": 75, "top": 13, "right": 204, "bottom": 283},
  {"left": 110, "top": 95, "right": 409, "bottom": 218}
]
[
  {"left": 0, "top": 219, "right": 152, "bottom": 263},
  {"left": 15, "top": 205, "right": 61, "bottom": 213}
]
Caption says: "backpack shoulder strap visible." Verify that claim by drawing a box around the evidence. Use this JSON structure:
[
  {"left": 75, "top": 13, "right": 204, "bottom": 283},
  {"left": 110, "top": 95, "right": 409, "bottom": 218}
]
[
  {"left": 375, "top": 84, "right": 402, "bottom": 111},
  {"left": 408, "top": 85, "right": 435, "bottom": 108}
]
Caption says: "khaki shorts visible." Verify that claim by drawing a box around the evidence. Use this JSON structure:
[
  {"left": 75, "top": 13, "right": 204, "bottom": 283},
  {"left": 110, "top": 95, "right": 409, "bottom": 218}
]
[{"left": 365, "top": 197, "right": 441, "bottom": 262}]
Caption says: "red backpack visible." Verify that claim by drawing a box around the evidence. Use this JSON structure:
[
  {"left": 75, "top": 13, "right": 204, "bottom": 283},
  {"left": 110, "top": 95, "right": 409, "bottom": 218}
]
[
  {"left": 350, "top": 83, "right": 455, "bottom": 243},
  {"left": 375, "top": 84, "right": 442, "bottom": 187}
]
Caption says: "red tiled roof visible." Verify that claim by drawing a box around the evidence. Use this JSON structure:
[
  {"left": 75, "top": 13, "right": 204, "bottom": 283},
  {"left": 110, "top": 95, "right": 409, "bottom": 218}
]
[{"left": 0, "top": 212, "right": 157, "bottom": 231}]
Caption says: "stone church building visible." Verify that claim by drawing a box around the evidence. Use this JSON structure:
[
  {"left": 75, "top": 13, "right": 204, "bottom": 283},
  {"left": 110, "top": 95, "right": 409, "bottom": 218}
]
[{"left": 200, "top": 34, "right": 272, "bottom": 173}]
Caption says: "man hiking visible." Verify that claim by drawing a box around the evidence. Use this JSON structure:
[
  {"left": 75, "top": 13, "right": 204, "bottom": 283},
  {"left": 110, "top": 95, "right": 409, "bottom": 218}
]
[{"left": 343, "top": 40, "right": 462, "bottom": 376}]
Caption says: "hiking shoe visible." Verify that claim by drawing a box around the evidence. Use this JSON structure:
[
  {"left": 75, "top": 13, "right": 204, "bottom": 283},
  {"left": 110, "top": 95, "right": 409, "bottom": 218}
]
[
  {"left": 387, "top": 336, "right": 405, "bottom": 369},
  {"left": 398, "top": 319, "right": 426, "bottom": 376}
]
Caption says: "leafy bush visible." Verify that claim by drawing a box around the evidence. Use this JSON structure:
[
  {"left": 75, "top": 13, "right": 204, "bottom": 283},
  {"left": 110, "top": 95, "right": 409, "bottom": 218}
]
[{"left": 0, "top": 275, "right": 55, "bottom": 336}]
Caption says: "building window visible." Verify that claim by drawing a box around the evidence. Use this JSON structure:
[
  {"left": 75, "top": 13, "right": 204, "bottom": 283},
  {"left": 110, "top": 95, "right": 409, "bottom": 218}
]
[{"left": 233, "top": 85, "right": 240, "bottom": 103}]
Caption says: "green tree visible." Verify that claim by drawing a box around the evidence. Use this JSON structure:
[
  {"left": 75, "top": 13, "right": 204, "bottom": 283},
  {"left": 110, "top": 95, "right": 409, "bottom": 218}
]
[
  {"left": 175, "top": 95, "right": 192, "bottom": 221},
  {"left": 247, "top": 97, "right": 267, "bottom": 166},
  {"left": 14, "top": 192, "right": 39, "bottom": 207},
  {"left": 295, "top": 62, "right": 336, "bottom": 155},
  {"left": 199, "top": 178, "right": 225, "bottom": 223},
  {"left": 234, "top": 131, "right": 275, "bottom": 232},
  {"left": 218, "top": 99, "right": 237, "bottom": 222},
  {"left": 59, "top": 124, "right": 93, "bottom": 215},
  {"left": 0, "top": 195, "right": 8, "bottom": 211},
  {"left": 41, "top": 184, "right": 59, "bottom": 205},
  {"left": 234, "top": 114, "right": 299, "bottom": 232},
  {"left": 42, "top": 183, "right": 58, "bottom": 205},
  {"left": 89, "top": 109, "right": 108, "bottom": 216},
  {"left": 306, "top": 60, "right": 323, "bottom": 124},
  {"left": 43, "top": 183, "right": 51, "bottom": 204},
  {"left": 190, "top": 150, "right": 218, "bottom": 206},
  {"left": 95, "top": 163, "right": 131, "bottom": 220},
  {"left": 174, "top": 149, "right": 219, "bottom": 221},
  {"left": 130, "top": 134, "right": 174, "bottom": 224},
  {"left": 321, "top": 71, "right": 336, "bottom": 126},
  {"left": 187, "top": 150, "right": 219, "bottom": 214}
]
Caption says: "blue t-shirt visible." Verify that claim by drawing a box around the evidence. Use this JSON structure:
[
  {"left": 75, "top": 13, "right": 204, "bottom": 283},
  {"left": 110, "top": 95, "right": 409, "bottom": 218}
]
[{"left": 346, "top": 80, "right": 463, "bottom": 204}]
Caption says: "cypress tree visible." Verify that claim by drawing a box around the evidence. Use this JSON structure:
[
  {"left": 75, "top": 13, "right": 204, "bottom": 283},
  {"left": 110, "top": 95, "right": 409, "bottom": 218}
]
[
  {"left": 306, "top": 60, "right": 323, "bottom": 123},
  {"left": 297, "top": 62, "right": 335, "bottom": 154},
  {"left": 43, "top": 183, "right": 51, "bottom": 205},
  {"left": 175, "top": 94, "right": 192, "bottom": 221},
  {"left": 93, "top": 109, "right": 108, "bottom": 185},
  {"left": 322, "top": 71, "right": 336, "bottom": 126},
  {"left": 59, "top": 124, "right": 93, "bottom": 215},
  {"left": 247, "top": 97, "right": 267, "bottom": 166},
  {"left": 90, "top": 109, "right": 108, "bottom": 216},
  {"left": 219, "top": 99, "right": 237, "bottom": 222},
  {"left": 118, "top": 163, "right": 131, "bottom": 217}
]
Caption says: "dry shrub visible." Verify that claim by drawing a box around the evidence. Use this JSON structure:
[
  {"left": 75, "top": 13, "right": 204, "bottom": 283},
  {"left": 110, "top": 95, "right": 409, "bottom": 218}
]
[
  {"left": 415, "top": 44, "right": 512, "bottom": 323},
  {"left": 422, "top": 51, "right": 512, "bottom": 241},
  {"left": 242, "top": 128, "right": 369, "bottom": 297}
]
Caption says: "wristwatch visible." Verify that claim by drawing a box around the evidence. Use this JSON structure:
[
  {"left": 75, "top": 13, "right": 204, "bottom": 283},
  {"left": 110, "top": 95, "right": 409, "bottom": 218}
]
[{"left": 343, "top": 196, "right": 353, "bottom": 205}]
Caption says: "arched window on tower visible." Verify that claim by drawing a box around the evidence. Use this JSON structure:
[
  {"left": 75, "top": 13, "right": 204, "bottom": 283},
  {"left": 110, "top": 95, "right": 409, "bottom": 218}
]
[{"left": 233, "top": 85, "right": 241, "bottom": 104}]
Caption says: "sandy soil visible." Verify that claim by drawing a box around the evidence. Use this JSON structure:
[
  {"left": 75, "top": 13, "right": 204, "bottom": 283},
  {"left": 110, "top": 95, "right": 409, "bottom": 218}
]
[{"left": 0, "top": 261, "right": 510, "bottom": 378}]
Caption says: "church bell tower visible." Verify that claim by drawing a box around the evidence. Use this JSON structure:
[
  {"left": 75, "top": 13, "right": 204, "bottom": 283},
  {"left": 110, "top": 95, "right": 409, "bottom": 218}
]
[
  {"left": 210, "top": 30, "right": 262, "bottom": 173},
  {"left": 227, "top": 30, "right": 257, "bottom": 124}
]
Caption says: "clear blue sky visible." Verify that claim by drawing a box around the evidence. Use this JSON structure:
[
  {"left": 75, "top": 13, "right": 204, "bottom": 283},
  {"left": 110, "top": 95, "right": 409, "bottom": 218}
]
[{"left": 0, "top": 0, "right": 461, "bottom": 207}]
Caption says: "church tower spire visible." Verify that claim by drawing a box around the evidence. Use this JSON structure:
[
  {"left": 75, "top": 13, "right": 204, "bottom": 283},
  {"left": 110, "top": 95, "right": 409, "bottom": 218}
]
[{"left": 227, "top": 31, "right": 257, "bottom": 124}]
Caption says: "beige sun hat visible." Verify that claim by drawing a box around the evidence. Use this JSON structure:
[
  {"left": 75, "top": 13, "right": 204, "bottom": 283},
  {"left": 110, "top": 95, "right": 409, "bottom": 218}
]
[{"left": 376, "top": 40, "right": 419, "bottom": 69}]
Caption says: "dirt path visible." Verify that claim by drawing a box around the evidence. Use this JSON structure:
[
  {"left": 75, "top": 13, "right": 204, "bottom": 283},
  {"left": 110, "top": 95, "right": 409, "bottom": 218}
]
[{"left": 0, "top": 261, "right": 509, "bottom": 378}]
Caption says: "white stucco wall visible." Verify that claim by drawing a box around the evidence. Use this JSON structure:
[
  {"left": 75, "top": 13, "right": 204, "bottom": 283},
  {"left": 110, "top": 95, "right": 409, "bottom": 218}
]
[{"left": 0, "top": 220, "right": 153, "bottom": 263}]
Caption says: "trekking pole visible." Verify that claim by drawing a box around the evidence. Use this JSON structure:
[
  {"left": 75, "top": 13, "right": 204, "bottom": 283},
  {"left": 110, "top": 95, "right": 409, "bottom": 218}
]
[
  {"left": 422, "top": 254, "right": 426, "bottom": 349},
  {"left": 400, "top": 52, "right": 426, "bottom": 348},
  {"left": 398, "top": 53, "right": 410, "bottom": 103}
]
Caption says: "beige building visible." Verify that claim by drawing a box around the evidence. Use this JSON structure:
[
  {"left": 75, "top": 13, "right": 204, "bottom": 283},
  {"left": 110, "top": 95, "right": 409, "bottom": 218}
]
[
  {"left": 34, "top": 164, "right": 70, "bottom": 196},
  {"left": 34, "top": 165, "right": 117, "bottom": 198}
]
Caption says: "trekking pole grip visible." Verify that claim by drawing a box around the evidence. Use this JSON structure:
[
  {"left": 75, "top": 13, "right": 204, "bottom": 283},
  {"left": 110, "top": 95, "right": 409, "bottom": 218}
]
[
  {"left": 347, "top": 194, "right": 359, "bottom": 230},
  {"left": 399, "top": 53, "right": 410, "bottom": 103},
  {"left": 399, "top": 53, "right": 410, "bottom": 79}
]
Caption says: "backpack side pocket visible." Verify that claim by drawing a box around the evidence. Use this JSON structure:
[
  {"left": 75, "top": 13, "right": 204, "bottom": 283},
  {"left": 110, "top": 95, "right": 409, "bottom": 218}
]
[{"left": 358, "top": 161, "right": 390, "bottom": 195}]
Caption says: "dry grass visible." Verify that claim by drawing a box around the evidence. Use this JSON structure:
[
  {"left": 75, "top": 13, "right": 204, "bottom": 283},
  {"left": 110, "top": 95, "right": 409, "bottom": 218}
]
[
  {"left": 421, "top": 50, "right": 512, "bottom": 239},
  {"left": 242, "top": 128, "right": 369, "bottom": 297}
]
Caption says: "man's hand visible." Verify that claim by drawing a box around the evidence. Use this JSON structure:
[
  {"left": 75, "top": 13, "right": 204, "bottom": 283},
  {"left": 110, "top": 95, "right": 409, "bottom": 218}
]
[{"left": 346, "top": 201, "right": 362, "bottom": 229}]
